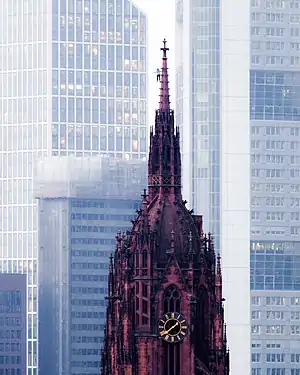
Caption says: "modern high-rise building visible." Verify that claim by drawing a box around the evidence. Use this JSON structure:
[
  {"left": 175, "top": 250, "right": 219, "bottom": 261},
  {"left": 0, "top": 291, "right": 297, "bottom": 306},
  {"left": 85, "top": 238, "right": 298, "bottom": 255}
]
[
  {"left": 250, "top": 2, "right": 300, "bottom": 374},
  {"left": 0, "top": 273, "right": 27, "bottom": 375},
  {"left": 36, "top": 157, "right": 147, "bottom": 375},
  {"left": 0, "top": 1, "right": 147, "bottom": 374},
  {"left": 175, "top": 1, "right": 251, "bottom": 374}
]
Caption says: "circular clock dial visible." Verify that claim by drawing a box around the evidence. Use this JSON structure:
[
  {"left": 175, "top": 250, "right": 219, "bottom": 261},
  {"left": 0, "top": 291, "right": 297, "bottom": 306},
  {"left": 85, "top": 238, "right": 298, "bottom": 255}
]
[{"left": 158, "top": 312, "right": 188, "bottom": 343}]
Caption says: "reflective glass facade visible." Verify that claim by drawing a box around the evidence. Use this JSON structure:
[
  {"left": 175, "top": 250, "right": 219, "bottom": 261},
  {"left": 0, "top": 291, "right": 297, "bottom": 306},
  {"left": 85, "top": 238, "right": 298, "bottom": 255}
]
[
  {"left": 251, "top": 241, "right": 300, "bottom": 291},
  {"left": 175, "top": 0, "right": 221, "bottom": 251},
  {"left": 38, "top": 198, "right": 139, "bottom": 375},
  {"left": 175, "top": 1, "right": 251, "bottom": 374},
  {"left": 0, "top": 1, "right": 147, "bottom": 374},
  {"left": 0, "top": 274, "right": 27, "bottom": 375},
  {"left": 51, "top": 0, "right": 147, "bottom": 159},
  {"left": 250, "top": 70, "right": 300, "bottom": 121},
  {"left": 250, "top": 1, "right": 300, "bottom": 374}
]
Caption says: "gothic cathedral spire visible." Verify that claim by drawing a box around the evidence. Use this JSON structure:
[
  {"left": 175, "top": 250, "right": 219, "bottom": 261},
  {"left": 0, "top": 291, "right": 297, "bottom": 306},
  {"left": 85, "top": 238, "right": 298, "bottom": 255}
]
[
  {"left": 101, "top": 40, "right": 230, "bottom": 375},
  {"left": 148, "top": 39, "right": 181, "bottom": 200}
]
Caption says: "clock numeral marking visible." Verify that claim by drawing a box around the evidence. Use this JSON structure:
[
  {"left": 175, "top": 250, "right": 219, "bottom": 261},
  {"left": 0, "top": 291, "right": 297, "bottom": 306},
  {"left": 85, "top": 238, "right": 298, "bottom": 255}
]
[{"left": 158, "top": 313, "right": 188, "bottom": 343}]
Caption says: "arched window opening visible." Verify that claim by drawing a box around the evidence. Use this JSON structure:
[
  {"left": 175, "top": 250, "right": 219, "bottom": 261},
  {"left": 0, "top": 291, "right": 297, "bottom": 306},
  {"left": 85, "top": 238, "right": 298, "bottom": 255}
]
[
  {"left": 163, "top": 284, "right": 181, "bottom": 313},
  {"left": 142, "top": 249, "right": 147, "bottom": 268},
  {"left": 135, "top": 252, "right": 139, "bottom": 273},
  {"left": 163, "top": 284, "right": 181, "bottom": 375},
  {"left": 194, "top": 287, "right": 209, "bottom": 367}
]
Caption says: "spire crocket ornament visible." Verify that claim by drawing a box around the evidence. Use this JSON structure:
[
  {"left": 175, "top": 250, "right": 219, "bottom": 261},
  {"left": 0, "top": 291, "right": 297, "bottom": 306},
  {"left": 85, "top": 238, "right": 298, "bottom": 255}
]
[{"left": 101, "top": 40, "right": 230, "bottom": 375}]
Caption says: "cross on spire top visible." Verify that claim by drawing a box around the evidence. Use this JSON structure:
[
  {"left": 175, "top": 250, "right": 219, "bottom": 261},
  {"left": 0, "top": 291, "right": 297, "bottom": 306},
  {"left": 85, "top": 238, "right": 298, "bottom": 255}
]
[
  {"left": 161, "top": 38, "right": 169, "bottom": 58},
  {"left": 158, "top": 39, "right": 170, "bottom": 110}
]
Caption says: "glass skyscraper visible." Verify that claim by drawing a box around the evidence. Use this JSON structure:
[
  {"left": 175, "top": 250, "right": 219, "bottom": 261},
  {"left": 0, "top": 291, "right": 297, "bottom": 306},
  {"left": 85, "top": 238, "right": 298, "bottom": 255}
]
[
  {"left": 250, "top": 1, "right": 300, "bottom": 374},
  {"left": 175, "top": 0, "right": 251, "bottom": 374},
  {"left": 0, "top": 1, "right": 147, "bottom": 374},
  {"left": 36, "top": 157, "right": 147, "bottom": 375},
  {"left": 175, "top": 0, "right": 221, "bottom": 251}
]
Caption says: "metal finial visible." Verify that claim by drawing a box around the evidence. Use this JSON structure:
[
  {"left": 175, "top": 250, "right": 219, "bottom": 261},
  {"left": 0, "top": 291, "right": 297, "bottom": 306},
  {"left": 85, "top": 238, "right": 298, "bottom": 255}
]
[{"left": 161, "top": 38, "right": 169, "bottom": 58}]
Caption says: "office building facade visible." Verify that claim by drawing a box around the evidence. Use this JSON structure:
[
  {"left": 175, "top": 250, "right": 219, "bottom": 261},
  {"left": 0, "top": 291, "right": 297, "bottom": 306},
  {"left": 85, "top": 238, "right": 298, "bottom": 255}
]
[
  {"left": 0, "top": 1, "right": 147, "bottom": 374},
  {"left": 175, "top": 0, "right": 251, "bottom": 374},
  {"left": 0, "top": 274, "right": 27, "bottom": 375},
  {"left": 250, "top": 1, "right": 300, "bottom": 374},
  {"left": 37, "top": 157, "right": 147, "bottom": 375}
]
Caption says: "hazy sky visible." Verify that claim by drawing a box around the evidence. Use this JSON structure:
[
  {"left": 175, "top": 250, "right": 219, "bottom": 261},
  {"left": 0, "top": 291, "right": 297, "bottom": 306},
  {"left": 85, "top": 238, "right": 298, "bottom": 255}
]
[{"left": 133, "top": 0, "right": 175, "bottom": 126}]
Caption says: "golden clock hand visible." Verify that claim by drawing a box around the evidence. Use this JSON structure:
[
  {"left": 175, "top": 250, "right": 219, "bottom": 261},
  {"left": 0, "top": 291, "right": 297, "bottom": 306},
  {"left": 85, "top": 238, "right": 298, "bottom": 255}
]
[{"left": 161, "top": 321, "right": 179, "bottom": 335}]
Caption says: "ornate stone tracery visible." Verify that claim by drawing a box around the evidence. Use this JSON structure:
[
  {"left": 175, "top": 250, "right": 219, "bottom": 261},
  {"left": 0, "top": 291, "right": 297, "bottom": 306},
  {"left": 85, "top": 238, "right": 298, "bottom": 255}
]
[{"left": 100, "top": 40, "right": 229, "bottom": 375}]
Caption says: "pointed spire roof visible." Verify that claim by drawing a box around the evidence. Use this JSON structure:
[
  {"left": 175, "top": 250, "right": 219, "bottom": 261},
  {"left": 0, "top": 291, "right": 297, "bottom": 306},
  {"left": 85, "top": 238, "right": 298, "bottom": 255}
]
[
  {"left": 217, "top": 255, "right": 222, "bottom": 279},
  {"left": 159, "top": 39, "right": 170, "bottom": 111},
  {"left": 148, "top": 39, "right": 182, "bottom": 201}
]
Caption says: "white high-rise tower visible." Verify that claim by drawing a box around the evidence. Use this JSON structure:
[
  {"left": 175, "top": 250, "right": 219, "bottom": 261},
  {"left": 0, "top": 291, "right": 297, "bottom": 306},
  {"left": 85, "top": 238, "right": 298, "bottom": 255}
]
[{"left": 175, "top": 1, "right": 251, "bottom": 374}]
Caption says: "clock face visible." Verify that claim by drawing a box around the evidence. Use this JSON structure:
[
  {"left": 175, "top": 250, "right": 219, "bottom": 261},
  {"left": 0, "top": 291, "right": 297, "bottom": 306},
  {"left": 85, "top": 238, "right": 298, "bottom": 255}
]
[{"left": 158, "top": 312, "right": 188, "bottom": 343}]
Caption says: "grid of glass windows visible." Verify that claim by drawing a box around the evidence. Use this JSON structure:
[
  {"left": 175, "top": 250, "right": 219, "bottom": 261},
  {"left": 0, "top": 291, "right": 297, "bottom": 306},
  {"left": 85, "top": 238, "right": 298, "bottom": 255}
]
[
  {"left": 38, "top": 197, "right": 140, "bottom": 375},
  {"left": 251, "top": 292, "right": 300, "bottom": 375},
  {"left": 250, "top": 71, "right": 300, "bottom": 121},
  {"left": 176, "top": 0, "right": 221, "bottom": 252},
  {"left": 251, "top": 241, "right": 300, "bottom": 290},
  {"left": 250, "top": 3, "right": 300, "bottom": 374},
  {"left": 0, "top": 1, "right": 147, "bottom": 374},
  {"left": 69, "top": 197, "right": 140, "bottom": 374},
  {"left": 51, "top": 0, "right": 147, "bottom": 159},
  {"left": 0, "top": 276, "right": 26, "bottom": 375}
]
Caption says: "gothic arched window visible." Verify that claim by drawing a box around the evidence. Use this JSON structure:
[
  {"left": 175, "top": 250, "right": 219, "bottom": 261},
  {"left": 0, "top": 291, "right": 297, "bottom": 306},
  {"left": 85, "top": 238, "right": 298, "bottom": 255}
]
[
  {"left": 163, "top": 285, "right": 181, "bottom": 375},
  {"left": 163, "top": 284, "right": 181, "bottom": 313},
  {"left": 194, "top": 287, "right": 209, "bottom": 367},
  {"left": 142, "top": 249, "right": 147, "bottom": 268}
]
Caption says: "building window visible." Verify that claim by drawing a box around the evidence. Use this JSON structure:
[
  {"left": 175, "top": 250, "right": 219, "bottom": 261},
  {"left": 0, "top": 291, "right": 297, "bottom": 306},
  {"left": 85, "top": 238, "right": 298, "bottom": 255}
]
[
  {"left": 252, "top": 169, "right": 261, "bottom": 177},
  {"left": 251, "top": 0, "right": 260, "bottom": 7},
  {"left": 252, "top": 325, "right": 261, "bottom": 334},
  {"left": 266, "top": 353, "right": 285, "bottom": 362},
  {"left": 251, "top": 353, "right": 261, "bottom": 362},
  {"left": 266, "top": 325, "right": 284, "bottom": 334},
  {"left": 250, "top": 71, "right": 300, "bottom": 121},
  {"left": 266, "top": 343, "right": 281, "bottom": 349},
  {"left": 291, "top": 353, "right": 300, "bottom": 363},
  {"left": 266, "top": 311, "right": 284, "bottom": 320},
  {"left": 251, "top": 27, "right": 260, "bottom": 36},
  {"left": 252, "top": 343, "right": 261, "bottom": 348},
  {"left": 291, "top": 325, "right": 300, "bottom": 334},
  {"left": 252, "top": 183, "right": 261, "bottom": 192},
  {"left": 266, "top": 297, "right": 285, "bottom": 305},
  {"left": 291, "top": 297, "right": 300, "bottom": 305},
  {"left": 252, "top": 311, "right": 260, "bottom": 319},
  {"left": 291, "top": 311, "right": 300, "bottom": 320},
  {"left": 252, "top": 296, "right": 261, "bottom": 305},
  {"left": 266, "top": 212, "right": 284, "bottom": 221},
  {"left": 251, "top": 140, "right": 260, "bottom": 149},
  {"left": 266, "top": 169, "right": 283, "bottom": 178}
]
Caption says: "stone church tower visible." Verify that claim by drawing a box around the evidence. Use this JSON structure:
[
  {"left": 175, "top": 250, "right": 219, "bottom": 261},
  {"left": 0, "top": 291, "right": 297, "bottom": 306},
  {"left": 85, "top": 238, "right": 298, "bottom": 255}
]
[{"left": 100, "top": 40, "right": 230, "bottom": 375}]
